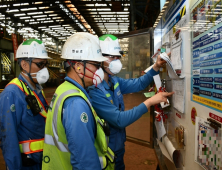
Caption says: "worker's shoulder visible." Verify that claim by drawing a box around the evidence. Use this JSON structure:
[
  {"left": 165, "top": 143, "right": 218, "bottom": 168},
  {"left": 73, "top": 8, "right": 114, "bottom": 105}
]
[
  {"left": 64, "top": 95, "right": 91, "bottom": 108},
  {"left": 63, "top": 96, "right": 93, "bottom": 117},
  {"left": 0, "top": 83, "right": 22, "bottom": 97},
  {"left": 88, "top": 86, "right": 103, "bottom": 95}
]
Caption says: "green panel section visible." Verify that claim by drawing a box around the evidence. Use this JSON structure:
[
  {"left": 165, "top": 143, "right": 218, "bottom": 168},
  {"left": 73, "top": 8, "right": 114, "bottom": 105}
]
[
  {"left": 209, "top": 137, "right": 211, "bottom": 140},
  {"left": 99, "top": 34, "right": 117, "bottom": 41},
  {"left": 22, "top": 39, "right": 42, "bottom": 45},
  {"left": 203, "top": 133, "right": 206, "bottom": 137}
]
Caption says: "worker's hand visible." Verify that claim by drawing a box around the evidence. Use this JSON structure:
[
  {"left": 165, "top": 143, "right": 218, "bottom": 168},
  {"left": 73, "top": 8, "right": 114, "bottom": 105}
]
[
  {"left": 143, "top": 91, "right": 174, "bottom": 108},
  {"left": 153, "top": 52, "right": 171, "bottom": 71}
]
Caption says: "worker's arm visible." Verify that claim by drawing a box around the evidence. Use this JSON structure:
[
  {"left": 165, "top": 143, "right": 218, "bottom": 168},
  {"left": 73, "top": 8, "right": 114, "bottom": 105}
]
[
  {"left": 0, "top": 91, "right": 23, "bottom": 170},
  {"left": 118, "top": 54, "right": 168, "bottom": 94},
  {"left": 117, "top": 67, "right": 158, "bottom": 95},
  {"left": 62, "top": 97, "right": 101, "bottom": 170},
  {"left": 89, "top": 89, "right": 148, "bottom": 129}
]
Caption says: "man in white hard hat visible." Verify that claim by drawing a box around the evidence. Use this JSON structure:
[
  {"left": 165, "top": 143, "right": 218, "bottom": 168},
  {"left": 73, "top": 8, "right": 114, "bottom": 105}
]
[
  {"left": 88, "top": 34, "right": 174, "bottom": 170},
  {"left": 42, "top": 32, "right": 115, "bottom": 170},
  {"left": 0, "top": 39, "right": 51, "bottom": 170}
]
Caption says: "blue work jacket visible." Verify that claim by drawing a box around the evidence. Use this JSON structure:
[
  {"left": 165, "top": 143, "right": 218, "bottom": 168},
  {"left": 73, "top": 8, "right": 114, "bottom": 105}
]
[
  {"left": 88, "top": 68, "right": 158, "bottom": 153},
  {"left": 62, "top": 77, "right": 101, "bottom": 169},
  {"left": 0, "top": 74, "right": 48, "bottom": 170}
]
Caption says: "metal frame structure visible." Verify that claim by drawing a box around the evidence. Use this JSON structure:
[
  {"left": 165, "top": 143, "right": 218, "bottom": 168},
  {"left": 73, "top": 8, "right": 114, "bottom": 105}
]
[{"left": 118, "top": 27, "right": 155, "bottom": 148}]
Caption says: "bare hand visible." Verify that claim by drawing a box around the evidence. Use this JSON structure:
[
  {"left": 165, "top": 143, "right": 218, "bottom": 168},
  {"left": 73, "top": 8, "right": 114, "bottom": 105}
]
[
  {"left": 153, "top": 52, "right": 171, "bottom": 71},
  {"left": 143, "top": 91, "right": 174, "bottom": 108}
]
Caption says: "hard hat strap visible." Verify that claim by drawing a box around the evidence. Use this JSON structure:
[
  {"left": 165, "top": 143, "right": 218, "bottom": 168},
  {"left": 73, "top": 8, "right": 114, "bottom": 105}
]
[
  {"left": 23, "top": 58, "right": 36, "bottom": 85},
  {"left": 102, "top": 61, "right": 110, "bottom": 75},
  {"left": 82, "top": 61, "right": 86, "bottom": 89},
  {"left": 67, "top": 60, "right": 86, "bottom": 89}
]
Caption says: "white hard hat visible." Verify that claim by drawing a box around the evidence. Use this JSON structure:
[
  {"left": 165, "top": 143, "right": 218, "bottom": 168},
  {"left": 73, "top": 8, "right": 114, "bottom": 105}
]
[
  {"left": 61, "top": 32, "right": 108, "bottom": 62},
  {"left": 99, "top": 34, "right": 122, "bottom": 56},
  {"left": 16, "top": 39, "right": 51, "bottom": 59}
]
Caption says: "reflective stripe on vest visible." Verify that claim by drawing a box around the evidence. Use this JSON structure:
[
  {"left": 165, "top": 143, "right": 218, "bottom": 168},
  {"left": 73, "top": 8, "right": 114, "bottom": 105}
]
[
  {"left": 44, "top": 134, "right": 69, "bottom": 152},
  {"left": 7, "top": 78, "right": 48, "bottom": 118},
  {"left": 19, "top": 138, "right": 44, "bottom": 154}
]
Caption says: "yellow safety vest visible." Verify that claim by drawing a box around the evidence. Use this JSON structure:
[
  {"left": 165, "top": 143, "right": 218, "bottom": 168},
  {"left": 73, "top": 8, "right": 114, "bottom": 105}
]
[
  {"left": 7, "top": 78, "right": 48, "bottom": 154},
  {"left": 42, "top": 81, "right": 115, "bottom": 170}
]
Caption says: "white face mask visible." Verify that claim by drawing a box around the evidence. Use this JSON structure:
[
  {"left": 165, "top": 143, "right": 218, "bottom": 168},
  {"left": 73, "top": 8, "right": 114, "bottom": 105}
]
[
  {"left": 93, "top": 68, "right": 104, "bottom": 86},
  {"left": 80, "top": 67, "right": 104, "bottom": 87},
  {"left": 108, "top": 59, "right": 122, "bottom": 74},
  {"left": 27, "top": 67, "right": 49, "bottom": 84}
]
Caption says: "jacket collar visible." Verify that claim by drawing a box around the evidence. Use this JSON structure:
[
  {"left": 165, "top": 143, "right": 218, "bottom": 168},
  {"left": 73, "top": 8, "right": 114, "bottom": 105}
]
[
  {"left": 64, "top": 76, "right": 91, "bottom": 101},
  {"left": 19, "top": 74, "right": 43, "bottom": 94}
]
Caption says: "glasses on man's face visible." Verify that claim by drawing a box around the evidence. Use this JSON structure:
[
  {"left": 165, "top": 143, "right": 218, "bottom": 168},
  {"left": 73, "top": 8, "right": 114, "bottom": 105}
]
[
  {"left": 32, "top": 61, "right": 49, "bottom": 69},
  {"left": 87, "top": 62, "right": 101, "bottom": 69},
  {"left": 108, "top": 56, "right": 121, "bottom": 60}
]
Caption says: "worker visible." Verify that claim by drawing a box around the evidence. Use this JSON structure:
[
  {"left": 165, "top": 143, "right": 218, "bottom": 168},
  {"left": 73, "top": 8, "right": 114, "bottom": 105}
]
[
  {"left": 42, "top": 32, "right": 115, "bottom": 170},
  {"left": 88, "top": 34, "right": 174, "bottom": 170},
  {"left": 0, "top": 39, "right": 51, "bottom": 170}
]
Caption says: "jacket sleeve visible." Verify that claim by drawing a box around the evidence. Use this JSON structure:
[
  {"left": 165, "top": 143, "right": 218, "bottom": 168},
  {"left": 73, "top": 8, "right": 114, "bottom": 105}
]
[
  {"left": 89, "top": 89, "right": 148, "bottom": 129},
  {"left": 117, "top": 67, "right": 159, "bottom": 95},
  {"left": 62, "top": 97, "right": 101, "bottom": 170},
  {"left": 0, "top": 91, "right": 23, "bottom": 170}
]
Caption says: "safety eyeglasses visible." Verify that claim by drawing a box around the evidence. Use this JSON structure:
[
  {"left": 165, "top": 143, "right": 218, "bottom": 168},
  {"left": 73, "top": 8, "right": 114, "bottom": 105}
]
[
  {"left": 103, "top": 54, "right": 121, "bottom": 59},
  {"left": 86, "top": 62, "right": 101, "bottom": 69},
  {"left": 32, "top": 61, "right": 49, "bottom": 69}
]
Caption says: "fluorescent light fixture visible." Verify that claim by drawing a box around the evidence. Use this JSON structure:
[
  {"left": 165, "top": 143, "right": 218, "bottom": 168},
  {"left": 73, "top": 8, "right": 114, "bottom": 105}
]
[
  {"left": 49, "top": 14, "right": 58, "bottom": 16},
  {"left": 39, "top": 7, "right": 49, "bottom": 9},
  {"left": 7, "top": 9, "right": 19, "bottom": 13},
  {"left": 28, "top": 12, "right": 43, "bottom": 15},
  {"left": 35, "top": 2, "right": 43, "bottom": 4},
  {"left": 52, "top": 17, "right": 61, "bottom": 19},
  {"left": 14, "top": 13, "right": 26, "bottom": 16},
  {"left": 20, "top": 16, "right": 31, "bottom": 19},
  {"left": 21, "top": 8, "right": 37, "bottom": 11},
  {"left": 32, "top": 15, "right": 47, "bottom": 18},
  {"left": 44, "top": 11, "right": 55, "bottom": 14},
  {"left": 49, "top": 25, "right": 61, "bottom": 27}
]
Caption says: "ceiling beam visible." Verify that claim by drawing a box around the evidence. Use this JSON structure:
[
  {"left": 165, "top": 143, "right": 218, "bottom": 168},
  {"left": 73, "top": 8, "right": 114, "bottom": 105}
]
[
  {"left": 141, "top": 0, "right": 151, "bottom": 27},
  {"left": 135, "top": 8, "right": 148, "bottom": 21},
  {"left": 69, "top": 0, "right": 103, "bottom": 35}
]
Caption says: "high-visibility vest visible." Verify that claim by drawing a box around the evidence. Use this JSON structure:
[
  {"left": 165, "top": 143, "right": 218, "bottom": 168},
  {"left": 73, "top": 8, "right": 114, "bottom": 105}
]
[
  {"left": 42, "top": 81, "right": 115, "bottom": 170},
  {"left": 8, "top": 78, "right": 48, "bottom": 154}
]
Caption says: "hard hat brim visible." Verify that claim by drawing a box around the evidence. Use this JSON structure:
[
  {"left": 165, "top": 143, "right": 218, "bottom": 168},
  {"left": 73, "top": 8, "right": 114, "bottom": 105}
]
[
  {"left": 61, "top": 56, "right": 108, "bottom": 62},
  {"left": 102, "top": 53, "right": 122, "bottom": 57},
  {"left": 16, "top": 56, "right": 52, "bottom": 59}
]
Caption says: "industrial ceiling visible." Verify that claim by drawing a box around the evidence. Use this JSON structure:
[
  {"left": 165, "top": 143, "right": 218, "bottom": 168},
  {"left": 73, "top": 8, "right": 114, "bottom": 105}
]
[{"left": 0, "top": 0, "right": 160, "bottom": 53}]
